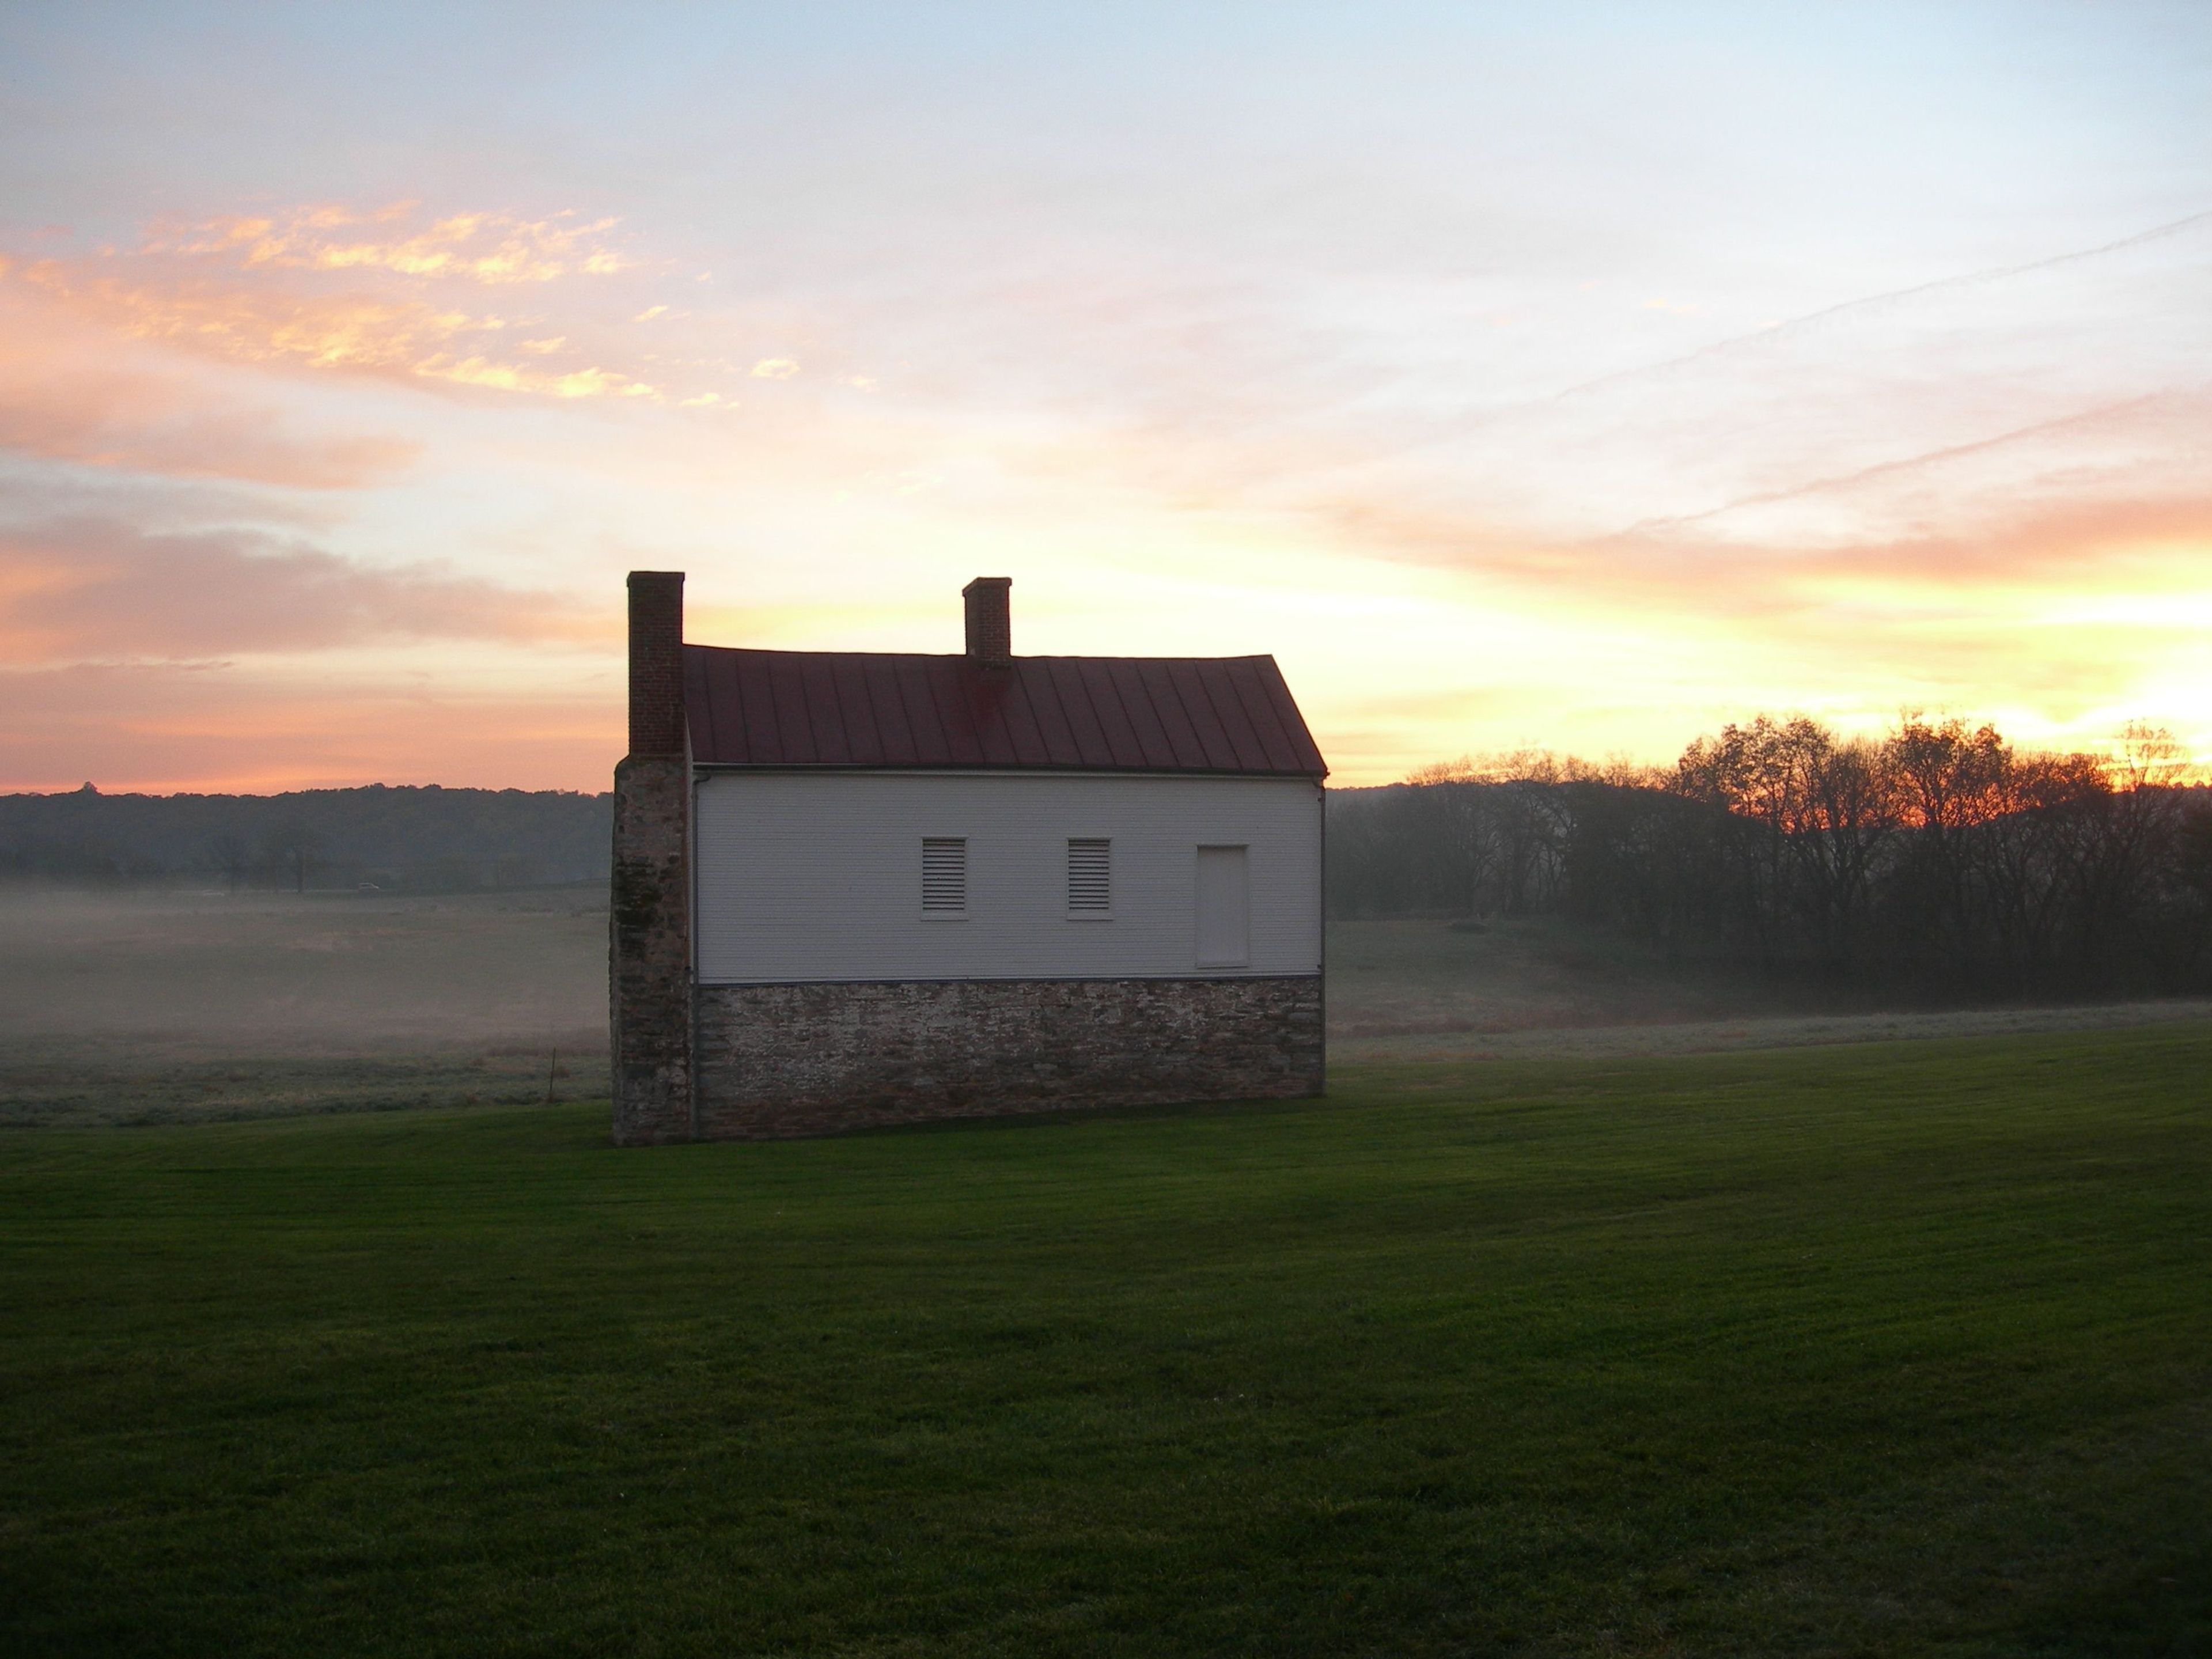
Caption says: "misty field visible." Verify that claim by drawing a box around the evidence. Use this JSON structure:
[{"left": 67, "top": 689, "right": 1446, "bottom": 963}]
[
  {"left": 9, "top": 887, "right": 2210, "bottom": 1129},
  {"left": 4, "top": 1026, "right": 2209, "bottom": 1657},
  {"left": 0, "top": 888, "right": 609, "bottom": 1127}
]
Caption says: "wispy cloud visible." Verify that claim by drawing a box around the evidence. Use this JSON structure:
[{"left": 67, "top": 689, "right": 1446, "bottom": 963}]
[
  {"left": 12, "top": 202, "right": 666, "bottom": 402},
  {"left": 145, "top": 203, "right": 634, "bottom": 283},
  {"left": 1608, "top": 393, "right": 2187, "bottom": 540},
  {"left": 0, "top": 286, "right": 420, "bottom": 487},
  {"left": 1497, "top": 207, "right": 2212, "bottom": 419}
]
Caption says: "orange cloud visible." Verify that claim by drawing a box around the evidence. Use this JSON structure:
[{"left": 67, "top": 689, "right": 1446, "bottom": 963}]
[
  {"left": 20, "top": 263, "right": 661, "bottom": 401},
  {"left": 0, "top": 365, "right": 418, "bottom": 490},
  {"left": 0, "top": 660, "right": 620, "bottom": 793},
  {"left": 0, "top": 518, "right": 601, "bottom": 664},
  {"left": 13, "top": 202, "right": 664, "bottom": 403},
  {"left": 149, "top": 203, "right": 632, "bottom": 284},
  {"left": 1293, "top": 465, "right": 2212, "bottom": 622},
  {"left": 0, "top": 287, "right": 419, "bottom": 488}
]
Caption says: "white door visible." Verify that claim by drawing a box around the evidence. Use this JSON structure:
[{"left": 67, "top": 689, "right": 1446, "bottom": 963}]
[{"left": 1194, "top": 844, "right": 1249, "bottom": 968}]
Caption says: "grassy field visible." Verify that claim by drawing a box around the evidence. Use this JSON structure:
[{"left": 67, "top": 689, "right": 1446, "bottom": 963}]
[{"left": 4, "top": 1027, "right": 2207, "bottom": 1656}]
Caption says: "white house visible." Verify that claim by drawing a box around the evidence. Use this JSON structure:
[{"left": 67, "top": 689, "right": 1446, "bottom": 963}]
[{"left": 611, "top": 572, "right": 1327, "bottom": 1143}]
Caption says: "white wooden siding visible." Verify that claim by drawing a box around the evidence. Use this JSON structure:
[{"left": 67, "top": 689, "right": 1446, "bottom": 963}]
[{"left": 693, "top": 771, "right": 1321, "bottom": 983}]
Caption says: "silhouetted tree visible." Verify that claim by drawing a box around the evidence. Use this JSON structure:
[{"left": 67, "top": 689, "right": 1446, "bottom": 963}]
[
  {"left": 260, "top": 819, "right": 324, "bottom": 894},
  {"left": 207, "top": 830, "right": 252, "bottom": 893},
  {"left": 1328, "top": 712, "right": 2211, "bottom": 1002}
]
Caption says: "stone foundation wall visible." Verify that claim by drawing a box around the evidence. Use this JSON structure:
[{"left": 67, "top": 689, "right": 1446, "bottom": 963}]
[{"left": 693, "top": 976, "right": 1323, "bottom": 1139}]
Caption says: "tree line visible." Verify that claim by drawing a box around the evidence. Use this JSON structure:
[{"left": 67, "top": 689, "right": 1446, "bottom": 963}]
[
  {"left": 1327, "top": 716, "right": 2212, "bottom": 999},
  {"left": 0, "top": 785, "right": 612, "bottom": 892}
]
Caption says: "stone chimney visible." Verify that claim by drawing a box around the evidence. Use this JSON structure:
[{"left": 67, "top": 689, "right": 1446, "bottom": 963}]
[
  {"left": 963, "top": 577, "right": 1012, "bottom": 668},
  {"left": 610, "top": 570, "right": 694, "bottom": 1146}
]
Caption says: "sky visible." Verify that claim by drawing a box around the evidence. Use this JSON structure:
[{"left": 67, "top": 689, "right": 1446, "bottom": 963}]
[{"left": 1, "top": 1, "right": 2207, "bottom": 792}]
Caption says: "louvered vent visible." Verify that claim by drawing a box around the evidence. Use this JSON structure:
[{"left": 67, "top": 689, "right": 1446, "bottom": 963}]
[
  {"left": 1067, "top": 838, "right": 1111, "bottom": 915},
  {"left": 921, "top": 838, "right": 967, "bottom": 914}
]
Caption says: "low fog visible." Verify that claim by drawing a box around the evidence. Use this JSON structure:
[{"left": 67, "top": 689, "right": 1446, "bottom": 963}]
[
  {"left": 7, "top": 882, "right": 2208, "bottom": 1128},
  {"left": 1, "top": 887, "right": 608, "bottom": 1057}
]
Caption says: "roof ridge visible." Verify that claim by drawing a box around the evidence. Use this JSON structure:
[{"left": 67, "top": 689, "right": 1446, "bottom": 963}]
[{"left": 684, "top": 643, "right": 1282, "bottom": 663}]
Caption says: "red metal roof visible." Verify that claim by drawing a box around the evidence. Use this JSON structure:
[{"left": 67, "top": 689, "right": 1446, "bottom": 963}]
[{"left": 684, "top": 647, "right": 1328, "bottom": 778}]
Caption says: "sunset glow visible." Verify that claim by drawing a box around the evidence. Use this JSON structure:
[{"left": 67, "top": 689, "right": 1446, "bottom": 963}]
[{"left": 3, "top": 4, "right": 2207, "bottom": 791}]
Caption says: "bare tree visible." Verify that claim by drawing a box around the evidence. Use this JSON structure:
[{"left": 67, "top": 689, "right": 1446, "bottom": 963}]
[
  {"left": 207, "top": 830, "right": 253, "bottom": 893},
  {"left": 260, "top": 819, "right": 325, "bottom": 895},
  {"left": 1330, "top": 707, "right": 2210, "bottom": 1000}
]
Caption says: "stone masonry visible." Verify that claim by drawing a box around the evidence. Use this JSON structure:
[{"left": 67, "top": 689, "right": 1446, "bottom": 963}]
[
  {"left": 609, "top": 571, "right": 694, "bottom": 1145},
  {"left": 693, "top": 975, "right": 1325, "bottom": 1139}
]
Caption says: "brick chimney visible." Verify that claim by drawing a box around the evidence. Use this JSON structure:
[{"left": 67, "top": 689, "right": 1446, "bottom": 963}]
[
  {"left": 611, "top": 570, "right": 693, "bottom": 1146},
  {"left": 963, "top": 577, "right": 1012, "bottom": 668},
  {"left": 626, "top": 571, "right": 687, "bottom": 756}
]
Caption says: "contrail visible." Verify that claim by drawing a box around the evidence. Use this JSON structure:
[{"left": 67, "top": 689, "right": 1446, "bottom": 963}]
[
  {"left": 1612, "top": 393, "right": 2168, "bottom": 539},
  {"left": 1508, "top": 206, "right": 2212, "bottom": 415}
]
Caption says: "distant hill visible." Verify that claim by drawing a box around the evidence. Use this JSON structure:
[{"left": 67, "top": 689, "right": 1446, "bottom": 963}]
[{"left": 0, "top": 785, "right": 612, "bottom": 891}]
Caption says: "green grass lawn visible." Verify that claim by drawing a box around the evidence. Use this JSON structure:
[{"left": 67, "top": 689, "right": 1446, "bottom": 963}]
[{"left": 3, "top": 1029, "right": 2208, "bottom": 1657}]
